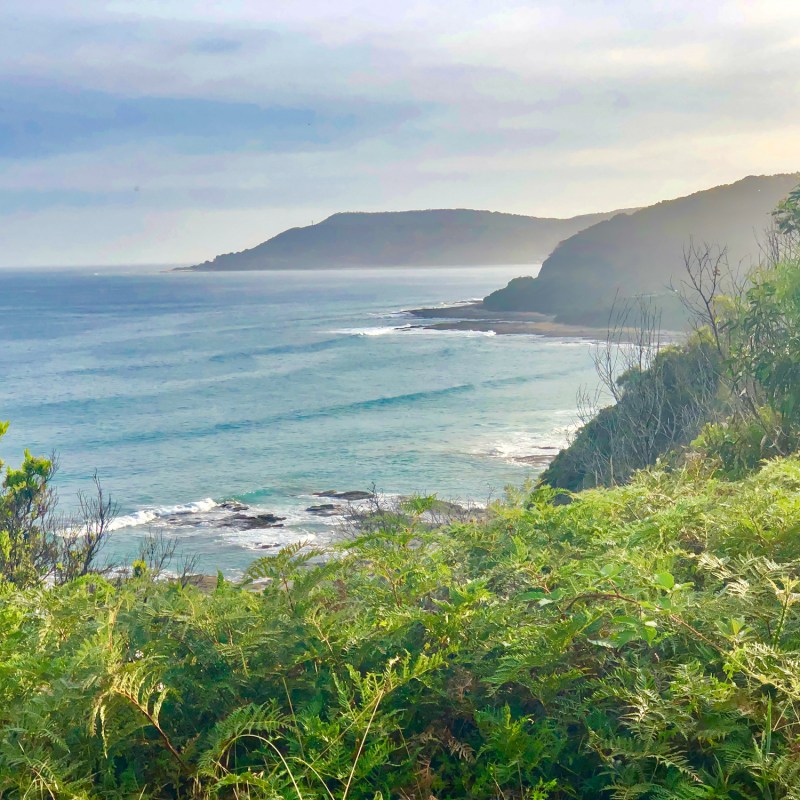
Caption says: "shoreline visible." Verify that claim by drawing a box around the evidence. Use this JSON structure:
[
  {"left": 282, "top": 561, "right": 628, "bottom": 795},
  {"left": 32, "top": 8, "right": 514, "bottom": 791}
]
[
  {"left": 107, "top": 448, "right": 563, "bottom": 576},
  {"left": 407, "top": 302, "right": 610, "bottom": 339},
  {"left": 415, "top": 319, "right": 609, "bottom": 338},
  {"left": 407, "top": 301, "right": 683, "bottom": 340},
  {"left": 407, "top": 302, "right": 551, "bottom": 321}
]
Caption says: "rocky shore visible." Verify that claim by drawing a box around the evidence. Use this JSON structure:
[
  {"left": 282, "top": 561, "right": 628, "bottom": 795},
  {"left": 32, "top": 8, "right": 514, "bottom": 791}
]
[{"left": 406, "top": 302, "right": 609, "bottom": 339}]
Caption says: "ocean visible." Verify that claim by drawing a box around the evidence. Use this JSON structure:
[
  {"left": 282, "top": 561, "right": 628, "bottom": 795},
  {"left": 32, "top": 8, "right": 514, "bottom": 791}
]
[{"left": 0, "top": 265, "right": 598, "bottom": 575}]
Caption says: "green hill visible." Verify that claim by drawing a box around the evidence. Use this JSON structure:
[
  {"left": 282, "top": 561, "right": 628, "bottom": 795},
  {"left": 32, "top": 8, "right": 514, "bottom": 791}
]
[
  {"left": 484, "top": 173, "right": 800, "bottom": 325},
  {"left": 187, "top": 208, "right": 626, "bottom": 271}
]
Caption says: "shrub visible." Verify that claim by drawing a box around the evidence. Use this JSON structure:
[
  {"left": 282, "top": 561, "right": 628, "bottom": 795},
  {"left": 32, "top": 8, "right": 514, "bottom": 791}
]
[
  {"left": 691, "top": 408, "right": 797, "bottom": 479},
  {"left": 4, "top": 462, "right": 800, "bottom": 797},
  {"left": 541, "top": 337, "right": 723, "bottom": 490},
  {"left": 0, "top": 422, "right": 115, "bottom": 587}
]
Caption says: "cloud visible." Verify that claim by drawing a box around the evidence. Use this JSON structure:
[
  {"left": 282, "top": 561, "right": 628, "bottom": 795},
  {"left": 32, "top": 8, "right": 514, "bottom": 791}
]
[
  {"left": 190, "top": 37, "right": 246, "bottom": 55},
  {"left": 0, "top": 84, "right": 308, "bottom": 159},
  {"left": 0, "top": 80, "right": 419, "bottom": 160},
  {"left": 0, "top": 0, "right": 799, "bottom": 265}
]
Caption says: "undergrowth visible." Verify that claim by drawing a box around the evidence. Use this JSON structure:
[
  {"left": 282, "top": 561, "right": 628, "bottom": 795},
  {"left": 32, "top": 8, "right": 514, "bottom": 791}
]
[{"left": 3, "top": 459, "right": 800, "bottom": 798}]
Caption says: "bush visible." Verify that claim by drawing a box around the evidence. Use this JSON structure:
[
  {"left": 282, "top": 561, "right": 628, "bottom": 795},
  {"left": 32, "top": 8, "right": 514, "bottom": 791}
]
[
  {"left": 541, "top": 250, "right": 800, "bottom": 491},
  {"left": 0, "top": 422, "right": 115, "bottom": 587},
  {"left": 541, "top": 338, "right": 723, "bottom": 491},
  {"left": 691, "top": 409, "right": 797, "bottom": 479},
  {"left": 4, "top": 463, "right": 800, "bottom": 797}
]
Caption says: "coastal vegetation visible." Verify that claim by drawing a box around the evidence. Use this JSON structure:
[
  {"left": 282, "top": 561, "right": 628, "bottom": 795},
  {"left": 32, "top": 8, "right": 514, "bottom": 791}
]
[
  {"left": 540, "top": 185, "right": 800, "bottom": 492},
  {"left": 4, "top": 456, "right": 800, "bottom": 798},
  {"left": 540, "top": 330, "right": 723, "bottom": 492},
  {"left": 1, "top": 190, "right": 799, "bottom": 799},
  {"left": 0, "top": 439, "right": 115, "bottom": 588}
]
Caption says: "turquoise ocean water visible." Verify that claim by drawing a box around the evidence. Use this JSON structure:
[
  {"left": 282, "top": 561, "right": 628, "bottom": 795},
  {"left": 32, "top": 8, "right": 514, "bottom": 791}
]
[{"left": 0, "top": 265, "right": 598, "bottom": 575}]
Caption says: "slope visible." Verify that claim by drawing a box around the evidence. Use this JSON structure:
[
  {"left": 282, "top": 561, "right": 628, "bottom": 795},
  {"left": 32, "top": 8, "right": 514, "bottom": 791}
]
[{"left": 484, "top": 173, "right": 800, "bottom": 325}]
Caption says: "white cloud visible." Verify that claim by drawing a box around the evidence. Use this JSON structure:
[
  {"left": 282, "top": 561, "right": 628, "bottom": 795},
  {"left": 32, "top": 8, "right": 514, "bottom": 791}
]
[{"left": 1, "top": 0, "right": 799, "bottom": 265}]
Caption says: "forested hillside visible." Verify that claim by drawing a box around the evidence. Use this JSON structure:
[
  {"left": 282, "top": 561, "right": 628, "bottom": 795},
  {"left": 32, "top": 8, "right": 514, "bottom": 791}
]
[
  {"left": 188, "top": 208, "right": 625, "bottom": 271},
  {"left": 484, "top": 173, "right": 800, "bottom": 326}
]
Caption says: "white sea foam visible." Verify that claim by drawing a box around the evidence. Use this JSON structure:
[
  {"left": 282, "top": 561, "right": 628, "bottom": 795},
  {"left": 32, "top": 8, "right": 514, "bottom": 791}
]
[
  {"left": 334, "top": 325, "right": 414, "bottom": 336},
  {"left": 245, "top": 506, "right": 348, "bottom": 529},
  {"left": 424, "top": 298, "right": 484, "bottom": 309},
  {"left": 335, "top": 325, "right": 496, "bottom": 338},
  {"left": 553, "top": 338, "right": 600, "bottom": 346},
  {"left": 223, "top": 528, "right": 320, "bottom": 551},
  {"left": 406, "top": 328, "right": 496, "bottom": 338},
  {"left": 108, "top": 498, "right": 219, "bottom": 531},
  {"left": 367, "top": 309, "right": 411, "bottom": 318},
  {"left": 108, "top": 494, "right": 362, "bottom": 537},
  {"left": 476, "top": 421, "right": 580, "bottom": 465},
  {"left": 108, "top": 509, "right": 159, "bottom": 531}
]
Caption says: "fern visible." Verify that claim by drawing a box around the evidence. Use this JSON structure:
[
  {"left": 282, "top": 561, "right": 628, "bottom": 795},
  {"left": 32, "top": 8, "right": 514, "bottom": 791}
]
[
  {"left": 5, "top": 454, "right": 800, "bottom": 796},
  {"left": 198, "top": 701, "right": 287, "bottom": 776}
]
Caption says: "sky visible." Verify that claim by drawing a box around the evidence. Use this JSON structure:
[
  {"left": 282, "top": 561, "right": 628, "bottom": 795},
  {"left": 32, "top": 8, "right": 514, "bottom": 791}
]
[{"left": 1, "top": 0, "right": 799, "bottom": 267}]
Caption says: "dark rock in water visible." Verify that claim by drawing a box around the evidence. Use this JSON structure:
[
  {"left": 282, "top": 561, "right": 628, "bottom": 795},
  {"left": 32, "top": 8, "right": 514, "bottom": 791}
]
[
  {"left": 229, "top": 513, "right": 286, "bottom": 529},
  {"left": 256, "top": 512, "right": 286, "bottom": 524},
  {"left": 306, "top": 503, "right": 341, "bottom": 516},
  {"left": 258, "top": 542, "right": 280, "bottom": 549},
  {"left": 313, "top": 490, "right": 373, "bottom": 501},
  {"left": 220, "top": 500, "right": 249, "bottom": 511}
]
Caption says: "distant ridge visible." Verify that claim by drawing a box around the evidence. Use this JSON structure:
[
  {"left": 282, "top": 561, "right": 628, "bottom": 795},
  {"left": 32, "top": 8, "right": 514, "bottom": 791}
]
[
  {"left": 484, "top": 173, "right": 800, "bottom": 326},
  {"left": 185, "top": 208, "right": 630, "bottom": 271}
]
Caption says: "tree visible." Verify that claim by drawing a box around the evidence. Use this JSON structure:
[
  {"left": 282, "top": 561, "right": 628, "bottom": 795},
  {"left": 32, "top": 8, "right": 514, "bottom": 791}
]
[
  {"left": 723, "top": 257, "right": 800, "bottom": 452},
  {"left": 772, "top": 185, "right": 800, "bottom": 239},
  {"left": 0, "top": 422, "right": 116, "bottom": 587}
]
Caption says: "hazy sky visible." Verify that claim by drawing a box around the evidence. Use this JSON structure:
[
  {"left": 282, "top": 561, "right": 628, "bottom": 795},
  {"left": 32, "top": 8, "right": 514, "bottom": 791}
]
[{"left": 1, "top": 0, "right": 799, "bottom": 266}]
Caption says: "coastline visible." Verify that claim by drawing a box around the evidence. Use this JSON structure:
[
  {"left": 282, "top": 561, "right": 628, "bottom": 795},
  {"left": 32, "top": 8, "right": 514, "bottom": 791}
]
[
  {"left": 416, "top": 319, "right": 610, "bottom": 338},
  {"left": 407, "top": 302, "right": 610, "bottom": 339},
  {"left": 407, "top": 301, "right": 683, "bottom": 340},
  {"left": 8, "top": 267, "right": 592, "bottom": 578},
  {"left": 407, "top": 302, "right": 551, "bottom": 321}
]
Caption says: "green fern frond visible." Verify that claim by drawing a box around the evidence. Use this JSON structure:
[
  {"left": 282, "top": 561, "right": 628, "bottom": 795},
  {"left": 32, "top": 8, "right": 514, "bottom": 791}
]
[{"left": 198, "top": 701, "right": 287, "bottom": 776}]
